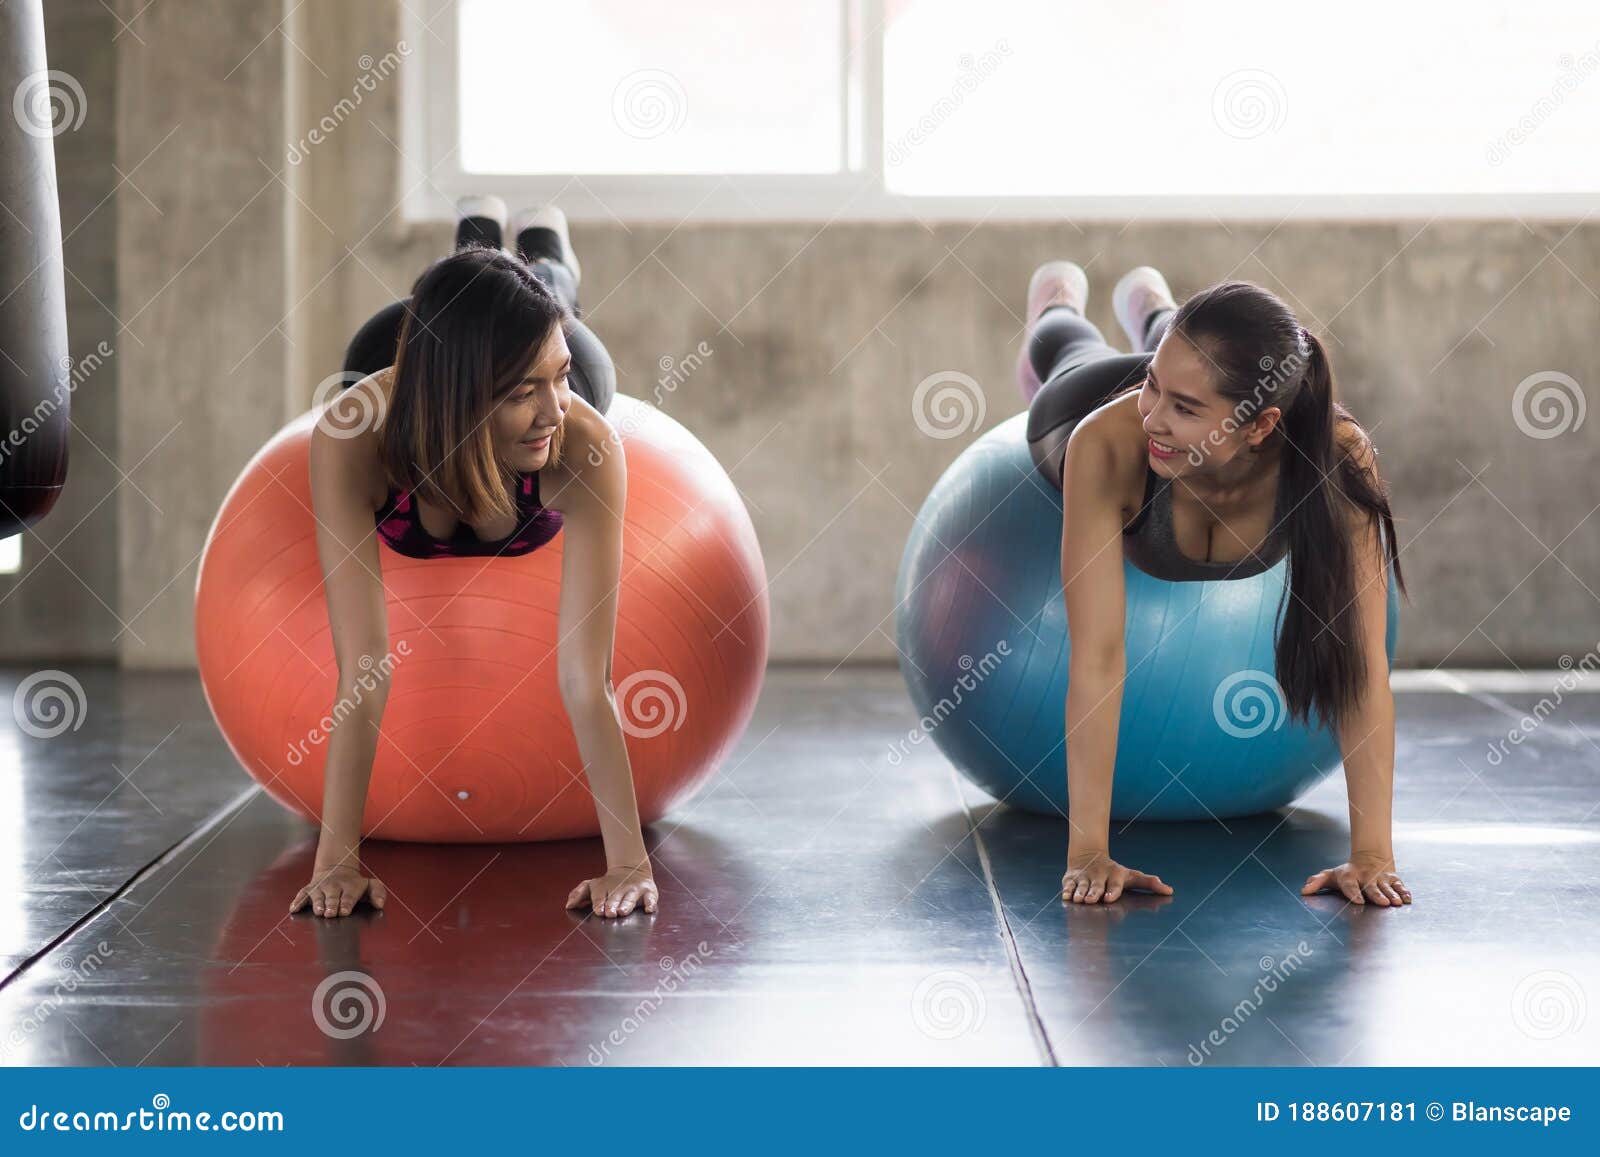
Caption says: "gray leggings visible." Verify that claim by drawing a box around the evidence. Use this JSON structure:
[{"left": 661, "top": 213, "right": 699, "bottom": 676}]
[
  {"left": 1024, "top": 305, "right": 1175, "bottom": 489},
  {"left": 340, "top": 248, "right": 614, "bottom": 415}
]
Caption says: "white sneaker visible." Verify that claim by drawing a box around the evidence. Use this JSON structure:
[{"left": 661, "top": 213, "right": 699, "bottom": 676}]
[
  {"left": 1026, "top": 260, "right": 1088, "bottom": 323},
  {"left": 455, "top": 194, "right": 508, "bottom": 231},
  {"left": 512, "top": 204, "right": 581, "bottom": 285},
  {"left": 1112, "top": 266, "right": 1176, "bottom": 352}
]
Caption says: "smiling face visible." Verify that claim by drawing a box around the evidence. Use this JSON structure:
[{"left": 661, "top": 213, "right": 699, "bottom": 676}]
[
  {"left": 490, "top": 322, "right": 572, "bottom": 471},
  {"left": 1138, "top": 332, "right": 1282, "bottom": 477}
]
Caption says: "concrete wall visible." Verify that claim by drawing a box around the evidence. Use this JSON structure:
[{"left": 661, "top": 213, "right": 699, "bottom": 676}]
[
  {"left": 114, "top": 2, "right": 290, "bottom": 670},
  {"left": 9, "top": 0, "right": 1598, "bottom": 669}
]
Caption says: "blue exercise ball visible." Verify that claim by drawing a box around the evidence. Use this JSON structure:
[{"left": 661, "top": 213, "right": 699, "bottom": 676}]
[{"left": 894, "top": 412, "right": 1399, "bottom": 820}]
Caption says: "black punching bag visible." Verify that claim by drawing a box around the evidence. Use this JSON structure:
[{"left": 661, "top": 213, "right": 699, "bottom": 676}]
[{"left": 0, "top": 0, "right": 71, "bottom": 536}]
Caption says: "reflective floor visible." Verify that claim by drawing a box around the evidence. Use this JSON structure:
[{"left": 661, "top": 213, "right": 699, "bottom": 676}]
[{"left": 1, "top": 666, "right": 1596, "bottom": 1066}]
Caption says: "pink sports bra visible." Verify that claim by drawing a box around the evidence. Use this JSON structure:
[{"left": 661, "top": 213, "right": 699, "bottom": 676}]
[{"left": 374, "top": 471, "right": 564, "bottom": 559}]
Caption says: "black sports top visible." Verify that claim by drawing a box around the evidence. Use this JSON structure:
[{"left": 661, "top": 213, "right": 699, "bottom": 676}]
[{"left": 1122, "top": 464, "right": 1288, "bottom": 582}]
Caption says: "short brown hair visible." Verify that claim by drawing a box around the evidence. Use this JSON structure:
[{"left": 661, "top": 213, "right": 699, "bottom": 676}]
[{"left": 379, "top": 246, "right": 569, "bottom": 524}]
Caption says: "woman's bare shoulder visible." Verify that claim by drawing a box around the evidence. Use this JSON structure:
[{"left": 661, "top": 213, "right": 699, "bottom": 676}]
[
  {"left": 551, "top": 394, "right": 615, "bottom": 470},
  {"left": 309, "top": 369, "right": 389, "bottom": 512},
  {"left": 1067, "top": 390, "right": 1148, "bottom": 513}
]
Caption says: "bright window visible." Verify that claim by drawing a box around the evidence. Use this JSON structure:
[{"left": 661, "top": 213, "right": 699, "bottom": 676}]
[
  {"left": 403, "top": 0, "right": 1600, "bottom": 219},
  {"left": 459, "top": 0, "right": 846, "bottom": 174},
  {"left": 882, "top": 0, "right": 1600, "bottom": 197}
]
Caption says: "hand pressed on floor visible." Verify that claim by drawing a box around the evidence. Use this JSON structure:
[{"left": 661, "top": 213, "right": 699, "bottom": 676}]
[
  {"left": 290, "top": 865, "right": 387, "bottom": 918},
  {"left": 1301, "top": 855, "right": 1412, "bottom": 906},
  {"left": 1062, "top": 850, "right": 1173, "bottom": 904},
  {"left": 566, "top": 864, "right": 658, "bottom": 918}
]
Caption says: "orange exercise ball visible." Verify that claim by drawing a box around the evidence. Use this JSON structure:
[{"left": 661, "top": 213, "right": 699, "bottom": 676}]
[{"left": 195, "top": 395, "right": 768, "bottom": 843}]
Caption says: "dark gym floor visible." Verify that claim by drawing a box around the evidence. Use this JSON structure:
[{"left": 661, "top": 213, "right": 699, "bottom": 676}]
[{"left": 1, "top": 665, "right": 1596, "bottom": 1066}]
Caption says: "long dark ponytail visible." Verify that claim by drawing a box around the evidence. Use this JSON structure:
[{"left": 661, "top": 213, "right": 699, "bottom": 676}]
[{"left": 1167, "top": 281, "right": 1408, "bottom": 732}]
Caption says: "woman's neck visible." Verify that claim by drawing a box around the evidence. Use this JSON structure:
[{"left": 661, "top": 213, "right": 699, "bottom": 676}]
[{"left": 1175, "top": 439, "right": 1283, "bottom": 510}]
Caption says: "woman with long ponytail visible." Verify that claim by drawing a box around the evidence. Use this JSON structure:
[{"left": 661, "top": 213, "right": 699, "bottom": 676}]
[{"left": 1021, "top": 266, "right": 1411, "bottom": 908}]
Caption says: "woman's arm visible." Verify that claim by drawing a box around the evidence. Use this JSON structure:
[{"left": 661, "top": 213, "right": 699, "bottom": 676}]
[
  {"left": 1059, "top": 422, "right": 1173, "bottom": 903},
  {"left": 549, "top": 413, "right": 655, "bottom": 918},
  {"left": 1338, "top": 505, "right": 1397, "bottom": 864},
  {"left": 293, "top": 400, "right": 392, "bottom": 917},
  {"left": 1303, "top": 432, "right": 1412, "bottom": 906},
  {"left": 1061, "top": 426, "right": 1129, "bottom": 855}
]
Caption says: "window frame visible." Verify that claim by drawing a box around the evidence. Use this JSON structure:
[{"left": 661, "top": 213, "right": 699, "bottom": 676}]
[{"left": 400, "top": 0, "right": 1597, "bottom": 223}]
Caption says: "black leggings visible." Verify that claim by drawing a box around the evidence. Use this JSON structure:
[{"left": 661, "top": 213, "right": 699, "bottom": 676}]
[
  {"left": 1024, "top": 305, "right": 1175, "bottom": 489},
  {"left": 341, "top": 237, "right": 616, "bottom": 415}
]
